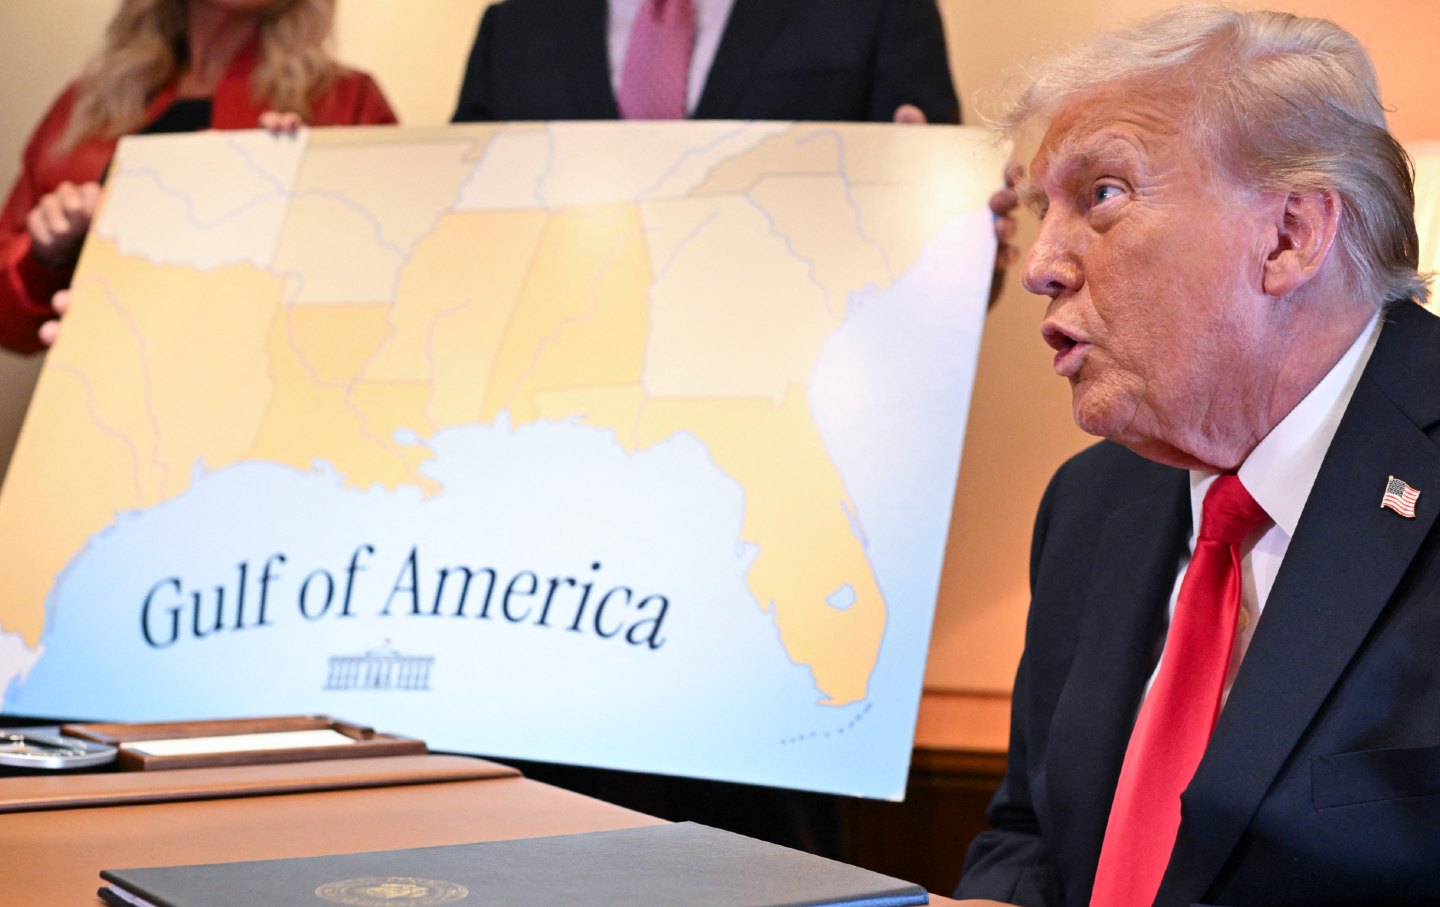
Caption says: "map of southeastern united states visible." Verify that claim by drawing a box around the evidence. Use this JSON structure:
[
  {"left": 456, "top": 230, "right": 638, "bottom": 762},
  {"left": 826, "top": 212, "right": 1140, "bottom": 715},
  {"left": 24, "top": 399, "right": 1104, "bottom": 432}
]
[
  {"left": 0, "top": 123, "right": 994, "bottom": 708},
  {"left": 0, "top": 206, "right": 884, "bottom": 707}
]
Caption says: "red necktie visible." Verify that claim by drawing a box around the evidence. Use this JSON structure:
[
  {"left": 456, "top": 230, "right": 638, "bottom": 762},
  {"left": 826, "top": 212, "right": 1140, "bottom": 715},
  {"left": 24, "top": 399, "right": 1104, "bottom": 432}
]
[
  {"left": 617, "top": 0, "right": 695, "bottom": 120},
  {"left": 1089, "top": 474, "right": 1270, "bottom": 907}
]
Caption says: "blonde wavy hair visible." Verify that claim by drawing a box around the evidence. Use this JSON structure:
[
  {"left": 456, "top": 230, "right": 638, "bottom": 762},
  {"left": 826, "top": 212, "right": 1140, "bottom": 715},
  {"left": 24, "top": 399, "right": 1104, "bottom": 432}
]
[{"left": 61, "top": 0, "right": 339, "bottom": 150}]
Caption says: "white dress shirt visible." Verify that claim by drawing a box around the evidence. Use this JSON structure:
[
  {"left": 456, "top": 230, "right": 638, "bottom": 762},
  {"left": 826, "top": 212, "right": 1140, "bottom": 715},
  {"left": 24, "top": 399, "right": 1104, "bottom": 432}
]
[
  {"left": 607, "top": 0, "right": 739, "bottom": 114},
  {"left": 1151, "top": 311, "right": 1383, "bottom": 703}
]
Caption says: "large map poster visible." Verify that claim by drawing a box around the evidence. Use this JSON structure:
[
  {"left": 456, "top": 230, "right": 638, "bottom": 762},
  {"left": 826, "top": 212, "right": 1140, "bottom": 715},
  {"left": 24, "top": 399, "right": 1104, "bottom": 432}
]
[{"left": 0, "top": 122, "right": 1001, "bottom": 798}]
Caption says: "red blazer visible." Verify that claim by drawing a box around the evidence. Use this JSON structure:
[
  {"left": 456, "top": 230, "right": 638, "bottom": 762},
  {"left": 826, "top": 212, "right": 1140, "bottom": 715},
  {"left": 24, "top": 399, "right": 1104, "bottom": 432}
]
[{"left": 0, "top": 43, "right": 397, "bottom": 353}]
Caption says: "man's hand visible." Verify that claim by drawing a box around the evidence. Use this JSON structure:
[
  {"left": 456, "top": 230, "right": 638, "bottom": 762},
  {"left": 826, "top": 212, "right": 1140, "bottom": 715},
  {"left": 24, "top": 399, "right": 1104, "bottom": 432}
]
[
  {"left": 992, "top": 162, "right": 1022, "bottom": 270},
  {"left": 27, "top": 181, "right": 100, "bottom": 267},
  {"left": 987, "top": 163, "right": 1023, "bottom": 308},
  {"left": 893, "top": 103, "right": 927, "bottom": 124},
  {"left": 38, "top": 288, "right": 71, "bottom": 347}
]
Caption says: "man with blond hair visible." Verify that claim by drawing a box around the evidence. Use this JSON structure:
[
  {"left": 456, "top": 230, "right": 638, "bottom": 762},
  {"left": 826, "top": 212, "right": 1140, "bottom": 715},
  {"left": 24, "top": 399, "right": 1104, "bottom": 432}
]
[{"left": 953, "top": 6, "right": 1436, "bottom": 906}]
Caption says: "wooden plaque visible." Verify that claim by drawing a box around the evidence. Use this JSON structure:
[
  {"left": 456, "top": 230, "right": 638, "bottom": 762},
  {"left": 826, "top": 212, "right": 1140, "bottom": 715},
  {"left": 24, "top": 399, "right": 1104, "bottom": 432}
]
[{"left": 60, "top": 715, "right": 426, "bottom": 771}]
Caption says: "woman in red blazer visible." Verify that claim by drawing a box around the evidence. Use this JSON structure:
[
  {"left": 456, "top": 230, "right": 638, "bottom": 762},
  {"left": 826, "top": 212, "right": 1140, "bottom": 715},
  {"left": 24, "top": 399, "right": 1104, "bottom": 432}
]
[{"left": 0, "top": 0, "right": 398, "bottom": 354}]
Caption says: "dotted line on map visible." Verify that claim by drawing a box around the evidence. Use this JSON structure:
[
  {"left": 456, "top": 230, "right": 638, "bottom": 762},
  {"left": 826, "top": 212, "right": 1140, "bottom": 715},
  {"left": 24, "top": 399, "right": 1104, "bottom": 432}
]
[{"left": 777, "top": 700, "right": 873, "bottom": 746}]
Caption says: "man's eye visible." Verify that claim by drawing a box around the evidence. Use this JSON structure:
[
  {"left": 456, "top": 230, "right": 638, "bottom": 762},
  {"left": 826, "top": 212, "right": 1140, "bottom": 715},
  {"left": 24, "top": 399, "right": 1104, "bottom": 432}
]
[{"left": 1092, "top": 183, "right": 1124, "bottom": 206}]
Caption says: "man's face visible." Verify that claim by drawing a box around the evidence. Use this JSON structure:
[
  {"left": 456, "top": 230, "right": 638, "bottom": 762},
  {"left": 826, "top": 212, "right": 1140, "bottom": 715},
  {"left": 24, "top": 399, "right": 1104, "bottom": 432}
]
[{"left": 1021, "top": 83, "right": 1284, "bottom": 470}]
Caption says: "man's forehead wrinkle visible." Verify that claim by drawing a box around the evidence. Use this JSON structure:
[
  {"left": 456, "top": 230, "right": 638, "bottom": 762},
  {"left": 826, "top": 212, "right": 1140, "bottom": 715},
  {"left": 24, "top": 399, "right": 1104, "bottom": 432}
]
[
  {"left": 1032, "top": 82, "right": 1192, "bottom": 175},
  {"left": 1031, "top": 128, "right": 1151, "bottom": 199}
]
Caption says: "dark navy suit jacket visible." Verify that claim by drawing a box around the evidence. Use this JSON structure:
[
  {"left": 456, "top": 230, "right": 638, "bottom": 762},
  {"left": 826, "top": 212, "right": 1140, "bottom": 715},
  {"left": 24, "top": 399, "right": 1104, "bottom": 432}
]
[
  {"left": 958, "top": 300, "right": 1440, "bottom": 906},
  {"left": 451, "top": 0, "right": 959, "bottom": 124}
]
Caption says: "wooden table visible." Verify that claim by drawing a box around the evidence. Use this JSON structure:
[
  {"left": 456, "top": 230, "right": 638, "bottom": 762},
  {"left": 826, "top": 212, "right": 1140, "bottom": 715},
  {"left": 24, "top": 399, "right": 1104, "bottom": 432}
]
[{"left": 0, "top": 753, "right": 961, "bottom": 905}]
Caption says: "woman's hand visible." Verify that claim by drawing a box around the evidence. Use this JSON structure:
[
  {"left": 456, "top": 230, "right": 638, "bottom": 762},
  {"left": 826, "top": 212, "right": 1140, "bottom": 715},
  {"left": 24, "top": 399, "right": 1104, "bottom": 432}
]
[
  {"left": 38, "top": 288, "right": 71, "bottom": 347},
  {"left": 28, "top": 181, "right": 100, "bottom": 267},
  {"left": 259, "top": 110, "right": 303, "bottom": 134}
]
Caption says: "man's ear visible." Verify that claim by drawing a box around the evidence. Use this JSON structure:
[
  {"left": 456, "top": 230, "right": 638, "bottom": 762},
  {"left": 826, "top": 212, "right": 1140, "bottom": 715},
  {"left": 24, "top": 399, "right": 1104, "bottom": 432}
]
[{"left": 1262, "top": 189, "right": 1342, "bottom": 297}]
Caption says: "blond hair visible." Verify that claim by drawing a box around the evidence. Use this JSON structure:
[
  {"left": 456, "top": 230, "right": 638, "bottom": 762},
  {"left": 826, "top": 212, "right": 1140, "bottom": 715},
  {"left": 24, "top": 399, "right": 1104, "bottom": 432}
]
[
  {"left": 1001, "top": 4, "right": 1429, "bottom": 306},
  {"left": 61, "top": 0, "right": 339, "bottom": 150}
]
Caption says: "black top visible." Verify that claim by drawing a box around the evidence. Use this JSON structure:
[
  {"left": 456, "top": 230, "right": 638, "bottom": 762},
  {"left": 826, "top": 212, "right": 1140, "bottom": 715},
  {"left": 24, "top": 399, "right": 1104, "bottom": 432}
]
[{"left": 140, "top": 97, "right": 214, "bottom": 135}]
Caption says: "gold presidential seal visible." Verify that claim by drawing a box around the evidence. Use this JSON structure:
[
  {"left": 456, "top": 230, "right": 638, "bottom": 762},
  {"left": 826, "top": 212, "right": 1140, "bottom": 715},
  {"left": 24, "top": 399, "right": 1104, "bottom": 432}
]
[{"left": 315, "top": 876, "right": 469, "bottom": 905}]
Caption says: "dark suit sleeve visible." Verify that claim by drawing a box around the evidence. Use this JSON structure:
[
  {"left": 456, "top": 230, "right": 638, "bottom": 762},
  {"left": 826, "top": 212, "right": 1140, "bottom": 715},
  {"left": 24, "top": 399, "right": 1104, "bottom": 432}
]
[
  {"left": 866, "top": 0, "right": 960, "bottom": 123},
  {"left": 953, "top": 470, "right": 1064, "bottom": 906},
  {"left": 955, "top": 652, "right": 1060, "bottom": 906},
  {"left": 452, "top": 4, "right": 500, "bottom": 122}
]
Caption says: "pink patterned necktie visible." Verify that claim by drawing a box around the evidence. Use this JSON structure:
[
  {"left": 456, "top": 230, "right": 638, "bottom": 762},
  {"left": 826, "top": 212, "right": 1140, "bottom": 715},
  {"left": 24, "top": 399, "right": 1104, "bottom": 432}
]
[
  {"left": 1089, "top": 474, "right": 1270, "bottom": 907},
  {"left": 616, "top": 0, "right": 695, "bottom": 120}
]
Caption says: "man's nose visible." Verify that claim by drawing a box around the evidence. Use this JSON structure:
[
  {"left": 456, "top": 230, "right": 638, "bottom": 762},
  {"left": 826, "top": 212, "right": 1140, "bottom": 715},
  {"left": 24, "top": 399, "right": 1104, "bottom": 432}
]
[{"left": 1022, "top": 217, "right": 1083, "bottom": 298}]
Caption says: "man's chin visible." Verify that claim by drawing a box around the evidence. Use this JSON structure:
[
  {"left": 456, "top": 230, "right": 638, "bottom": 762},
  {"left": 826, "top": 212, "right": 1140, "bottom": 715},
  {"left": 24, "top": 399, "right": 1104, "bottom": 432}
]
[
  {"left": 1069, "top": 393, "right": 1131, "bottom": 441},
  {"left": 1107, "top": 433, "right": 1225, "bottom": 471},
  {"left": 1070, "top": 400, "right": 1200, "bottom": 468}
]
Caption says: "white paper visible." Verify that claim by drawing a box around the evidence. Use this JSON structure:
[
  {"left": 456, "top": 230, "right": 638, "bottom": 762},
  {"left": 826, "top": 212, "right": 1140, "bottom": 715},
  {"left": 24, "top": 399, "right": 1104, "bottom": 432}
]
[{"left": 123, "top": 728, "right": 355, "bottom": 757}]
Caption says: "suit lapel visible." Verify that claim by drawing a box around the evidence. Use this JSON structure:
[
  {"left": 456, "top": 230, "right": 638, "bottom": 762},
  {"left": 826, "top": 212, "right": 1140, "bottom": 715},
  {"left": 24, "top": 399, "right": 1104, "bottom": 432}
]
[
  {"left": 1044, "top": 467, "right": 1190, "bottom": 907},
  {"left": 566, "top": 0, "right": 619, "bottom": 118},
  {"left": 1162, "top": 302, "right": 1440, "bottom": 905},
  {"left": 692, "top": 0, "right": 797, "bottom": 118}
]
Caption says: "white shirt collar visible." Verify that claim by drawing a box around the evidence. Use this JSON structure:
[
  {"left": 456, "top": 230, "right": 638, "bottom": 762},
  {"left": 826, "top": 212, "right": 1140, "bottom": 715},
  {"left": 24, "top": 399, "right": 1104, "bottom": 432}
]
[{"left": 1188, "top": 310, "right": 1382, "bottom": 538}]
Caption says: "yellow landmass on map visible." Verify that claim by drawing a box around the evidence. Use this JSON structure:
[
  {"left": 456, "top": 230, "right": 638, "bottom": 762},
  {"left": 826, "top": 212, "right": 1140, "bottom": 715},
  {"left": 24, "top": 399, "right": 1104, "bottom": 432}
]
[
  {"left": 533, "top": 386, "right": 648, "bottom": 445},
  {"left": 744, "top": 177, "right": 892, "bottom": 317},
  {"left": 284, "top": 302, "right": 392, "bottom": 384},
  {"left": 693, "top": 126, "right": 992, "bottom": 297},
  {"left": 482, "top": 204, "right": 653, "bottom": 427},
  {"left": 636, "top": 390, "right": 884, "bottom": 705},
  {"left": 0, "top": 238, "right": 281, "bottom": 646},
  {"left": 270, "top": 193, "right": 406, "bottom": 304},
  {"left": 272, "top": 138, "right": 484, "bottom": 304},
  {"left": 415, "top": 197, "right": 880, "bottom": 705},
  {"left": 246, "top": 304, "right": 438, "bottom": 494},
  {"left": 364, "top": 209, "right": 545, "bottom": 431},
  {"left": 690, "top": 127, "right": 843, "bottom": 188},
  {"left": 640, "top": 197, "right": 839, "bottom": 402}
]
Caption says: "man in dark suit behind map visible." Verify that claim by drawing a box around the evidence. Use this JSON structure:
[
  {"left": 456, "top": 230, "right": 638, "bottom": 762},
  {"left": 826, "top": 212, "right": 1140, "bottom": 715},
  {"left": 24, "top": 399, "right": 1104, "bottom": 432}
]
[
  {"left": 451, "top": 0, "right": 960, "bottom": 125},
  {"left": 953, "top": 6, "right": 1439, "bottom": 907}
]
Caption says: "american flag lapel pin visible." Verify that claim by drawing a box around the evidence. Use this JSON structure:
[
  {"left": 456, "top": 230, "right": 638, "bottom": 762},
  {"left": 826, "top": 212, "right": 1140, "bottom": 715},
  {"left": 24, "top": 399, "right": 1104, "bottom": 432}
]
[{"left": 1381, "top": 475, "right": 1420, "bottom": 518}]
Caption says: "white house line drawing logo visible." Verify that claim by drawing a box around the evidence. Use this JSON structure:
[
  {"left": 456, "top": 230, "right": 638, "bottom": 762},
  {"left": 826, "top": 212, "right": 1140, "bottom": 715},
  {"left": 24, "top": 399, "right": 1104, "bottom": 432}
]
[{"left": 325, "top": 642, "right": 434, "bottom": 691}]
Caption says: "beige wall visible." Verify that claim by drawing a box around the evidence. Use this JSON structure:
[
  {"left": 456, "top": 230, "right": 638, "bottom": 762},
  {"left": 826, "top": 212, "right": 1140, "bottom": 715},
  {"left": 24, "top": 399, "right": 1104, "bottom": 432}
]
[{"left": 0, "top": 1, "right": 1434, "bottom": 697}]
